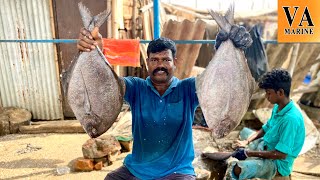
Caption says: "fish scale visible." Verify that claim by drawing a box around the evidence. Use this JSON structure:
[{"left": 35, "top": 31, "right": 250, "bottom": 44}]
[
  {"left": 66, "top": 3, "right": 123, "bottom": 138},
  {"left": 196, "top": 6, "right": 255, "bottom": 139}
]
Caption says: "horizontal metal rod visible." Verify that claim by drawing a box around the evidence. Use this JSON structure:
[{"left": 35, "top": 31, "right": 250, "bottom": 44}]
[
  {"left": 0, "top": 39, "right": 278, "bottom": 44},
  {"left": 141, "top": 40, "right": 276, "bottom": 44},
  {"left": 0, "top": 39, "right": 78, "bottom": 43}
]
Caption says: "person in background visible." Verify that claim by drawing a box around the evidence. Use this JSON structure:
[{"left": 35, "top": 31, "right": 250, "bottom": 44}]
[
  {"left": 77, "top": 26, "right": 252, "bottom": 180},
  {"left": 226, "top": 69, "right": 305, "bottom": 180}
]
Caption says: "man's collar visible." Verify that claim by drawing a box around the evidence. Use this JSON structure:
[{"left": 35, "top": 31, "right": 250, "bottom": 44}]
[{"left": 276, "top": 100, "right": 293, "bottom": 116}]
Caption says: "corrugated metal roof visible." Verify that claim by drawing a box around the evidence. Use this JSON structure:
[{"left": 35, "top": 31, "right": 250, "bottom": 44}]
[
  {"left": 0, "top": 0, "right": 62, "bottom": 119},
  {"left": 162, "top": 19, "right": 206, "bottom": 79}
]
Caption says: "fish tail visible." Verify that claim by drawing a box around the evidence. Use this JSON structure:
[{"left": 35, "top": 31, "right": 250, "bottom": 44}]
[
  {"left": 78, "top": 2, "right": 92, "bottom": 29},
  {"left": 208, "top": 4, "right": 234, "bottom": 32},
  {"left": 225, "top": 3, "right": 234, "bottom": 25},
  {"left": 78, "top": 2, "right": 111, "bottom": 30},
  {"left": 94, "top": 10, "right": 111, "bottom": 28}
]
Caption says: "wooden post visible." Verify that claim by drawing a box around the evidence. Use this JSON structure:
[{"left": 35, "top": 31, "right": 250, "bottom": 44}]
[
  {"left": 288, "top": 43, "right": 300, "bottom": 77},
  {"left": 117, "top": 0, "right": 125, "bottom": 39},
  {"left": 49, "top": 0, "right": 64, "bottom": 120},
  {"left": 111, "top": 0, "right": 118, "bottom": 39},
  {"left": 107, "top": 0, "right": 112, "bottom": 38},
  {"left": 132, "top": 0, "right": 137, "bottom": 38},
  {"left": 111, "top": 0, "right": 120, "bottom": 75},
  {"left": 111, "top": 0, "right": 126, "bottom": 76},
  {"left": 140, "top": 44, "right": 148, "bottom": 72},
  {"left": 143, "top": 14, "right": 152, "bottom": 40},
  {"left": 0, "top": 100, "right": 3, "bottom": 113}
]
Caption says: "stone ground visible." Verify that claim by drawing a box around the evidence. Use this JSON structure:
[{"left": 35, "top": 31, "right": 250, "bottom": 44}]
[
  {"left": 0, "top": 131, "right": 319, "bottom": 180},
  {"left": 0, "top": 133, "right": 127, "bottom": 180}
]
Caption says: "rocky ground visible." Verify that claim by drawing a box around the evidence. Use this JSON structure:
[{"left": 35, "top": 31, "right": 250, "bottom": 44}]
[
  {"left": 0, "top": 128, "right": 319, "bottom": 180},
  {"left": 0, "top": 133, "right": 127, "bottom": 180},
  {"left": 0, "top": 104, "right": 319, "bottom": 179}
]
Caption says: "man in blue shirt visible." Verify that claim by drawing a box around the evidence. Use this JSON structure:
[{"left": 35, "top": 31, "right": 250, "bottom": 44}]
[
  {"left": 225, "top": 69, "right": 306, "bottom": 179},
  {"left": 77, "top": 25, "right": 252, "bottom": 179}
]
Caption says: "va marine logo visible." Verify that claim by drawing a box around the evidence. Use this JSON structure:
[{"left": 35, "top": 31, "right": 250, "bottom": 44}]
[
  {"left": 282, "top": 6, "right": 314, "bottom": 35},
  {"left": 278, "top": 0, "right": 320, "bottom": 43}
]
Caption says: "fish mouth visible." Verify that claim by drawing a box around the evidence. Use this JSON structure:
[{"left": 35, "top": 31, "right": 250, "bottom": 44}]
[{"left": 82, "top": 113, "right": 102, "bottom": 138}]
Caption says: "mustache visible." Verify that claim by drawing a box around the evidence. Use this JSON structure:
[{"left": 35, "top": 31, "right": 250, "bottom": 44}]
[{"left": 153, "top": 67, "right": 169, "bottom": 75}]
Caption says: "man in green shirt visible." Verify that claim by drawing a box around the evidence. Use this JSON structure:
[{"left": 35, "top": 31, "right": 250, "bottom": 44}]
[{"left": 226, "top": 69, "right": 306, "bottom": 179}]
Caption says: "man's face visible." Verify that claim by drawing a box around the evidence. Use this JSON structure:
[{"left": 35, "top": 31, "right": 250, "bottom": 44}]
[
  {"left": 147, "top": 49, "right": 176, "bottom": 84},
  {"left": 265, "top": 89, "right": 280, "bottom": 104}
]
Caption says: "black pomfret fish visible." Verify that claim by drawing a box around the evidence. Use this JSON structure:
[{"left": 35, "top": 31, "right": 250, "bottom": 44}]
[{"left": 66, "top": 2, "right": 124, "bottom": 138}]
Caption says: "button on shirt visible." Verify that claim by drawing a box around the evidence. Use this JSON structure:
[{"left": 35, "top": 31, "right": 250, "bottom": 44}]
[
  {"left": 262, "top": 100, "right": 305, "bottom": 176},
  {"left": 123, "top": 76, "right": 199, "bottom": 179}
]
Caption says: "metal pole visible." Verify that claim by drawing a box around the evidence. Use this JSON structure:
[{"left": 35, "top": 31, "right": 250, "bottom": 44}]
[
  {"left": 0, "top": 39, "right": 77, "bottom": 43},
  {"left": 0, "top": 39, "right": 279, "bottom": 44},
  {"left": 153, "top": 0, "right": 160, "bottom": 39}
]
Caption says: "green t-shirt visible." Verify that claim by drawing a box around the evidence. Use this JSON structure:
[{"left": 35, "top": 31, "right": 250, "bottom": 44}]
[{"left": 262, "top": 100, "right": 305, "bottom": 176}]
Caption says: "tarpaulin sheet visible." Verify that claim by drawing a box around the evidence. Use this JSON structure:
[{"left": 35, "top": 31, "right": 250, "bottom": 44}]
[{"left": 103, "top": 39, "right": 140, "bottom": 67}]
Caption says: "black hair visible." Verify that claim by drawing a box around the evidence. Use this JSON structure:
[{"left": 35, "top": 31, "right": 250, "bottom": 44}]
[
  {"left": 258, "top": 68, "right": 292, "bottom": 97},
  {"left": 147, "top": 37, "right": 177, "bottom": 58}
]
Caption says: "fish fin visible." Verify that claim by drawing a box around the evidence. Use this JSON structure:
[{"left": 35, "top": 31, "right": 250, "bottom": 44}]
[
  {"left": 208, "top": 5, "right": 233, "bottom": 32},
  {"left": 225, "top": 3, "right": 234, "bottom": 25},
  {"left": 78, "top": 2, "right": 93, "bottom": 29},
  {"left": 83, "top": 85, "right": 91, "bottom": 114},
  {"left": 94, "top": 10, "right": 111, "bottom": 28},
  {"left": 80, "top": 69, "right": 92, "bottom": 114}
]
